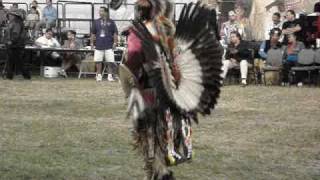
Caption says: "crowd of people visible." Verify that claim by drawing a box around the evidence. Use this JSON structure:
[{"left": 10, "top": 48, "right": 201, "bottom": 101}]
[
  {"left": 220, "top": 2, "right": 320, "bottom": 87},
  {"left": 0, "top": 0, "right": 320, "bottom": 86},
  {"left": 1, "top": 1, "right": 118, "bottom": 81},
  {"left": 0, "top": 0, "right": 57, "bottom": 41}
]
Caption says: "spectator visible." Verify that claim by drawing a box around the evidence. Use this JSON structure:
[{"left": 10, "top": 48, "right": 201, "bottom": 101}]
[
  {"left": 265, "top": 12, "right": 283, "bottom": 39},
  {"left": 0, "top": 1, "right": 8, "bottom": 27},
  {"left": 314, "top": 1, "right": 320, "bottom": 13},
  {"left": 35, "top": 0, "right": 57, "bottom": 35},
  {"left": 9, "top": 3, "right": 18, "bottom": 11},
  {"left": 259, "top": 28, "right": 282, "bottom": 60},
  {"left": 35, "top": 28, "right": 61, "bottom": 66},
  {"left": 61, "top": 30, "right": 82, "bottom": 77},
  {"left": 221, "top": 31, "right": 251, "bottom": 86},
  {"left": 282, "top": 10, "right": 302, "bottom": 45},
  {"left": 91, "top": 6, "right": 118, "bottom": 82},
  {"left": 30, "top": 0, "right": 42, "bottom": 20},
  {"left": 235, "top": 4, "right": 252, "bottom": 40},
  {"left": 0, "top": 1, "right": 8, "bottom": 43},
  {"left": 220, "top": 10, "right": 243, "bottom": 46},
  {"left": 281, "top": 33, "right": 305, "bottom": 86},
  {"left": 25, "top": 6, "right": 40, "bottom": 38},
  {"left": 5, "top": 9, "right": 30, "bottom": 80},
  {"left": 35, "top": 28, "right": 60, "bottom": 47},
  {"left": 10, "top": 3, "right": 26, "bottom": 20},
  {"left": 256, "top": 28, "right": 282, "bottom": 83}
]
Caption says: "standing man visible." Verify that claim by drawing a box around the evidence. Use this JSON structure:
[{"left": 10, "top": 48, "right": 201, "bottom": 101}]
[
  {"left": 5, "top": 9, "right": 30, "bottom": 80},
  {"left": 220, "top": 10, "right": 243, "bottom": 47},
  {"left": 0, "top": 1, "right": 8, "bottom": 27},
  {"left": 315, "top": 0, "right": 320, "bottom": 14},
  {"left": 35, "top": 0, "right": 57, "bottom": 36},
  {"left": 282, "top": 10, "right": 302, "bottom": 45},
  {"left": 91, "top": 6, "right": 118, "bottom": 82},
  {"left": 265, "top": 12, "right": 283, "bottom": 39}
]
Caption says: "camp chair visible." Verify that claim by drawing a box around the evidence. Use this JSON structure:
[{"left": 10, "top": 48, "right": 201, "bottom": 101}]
[
  {"left": 262, "top": 48, "right": 283, "bottom": 85},
  {"left": 290, "top": 48, "right": 316, "bottom": 86}
]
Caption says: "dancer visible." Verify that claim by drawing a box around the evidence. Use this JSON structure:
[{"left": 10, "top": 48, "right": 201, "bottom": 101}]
[{"left": 113, "top": 0, "right": 223, "bottom": 179}]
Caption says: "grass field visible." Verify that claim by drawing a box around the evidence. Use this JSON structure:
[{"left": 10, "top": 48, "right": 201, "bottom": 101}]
[{"left": 0, "top": 78, "right": 320, "bottom": 180}]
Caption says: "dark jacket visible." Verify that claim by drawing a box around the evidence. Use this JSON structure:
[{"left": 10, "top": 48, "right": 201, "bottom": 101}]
[
  {"left": 5, "top": 19, "right": 25, "bottom": 48},
  {"left": 314, "top": 2, "right": 320, "bottom": 13},
  {"left": 0, "top": 7, "right": 8, "bottom": 27},
  {"left": 225, "top": 41, "right": 251, "bottom": 62}
]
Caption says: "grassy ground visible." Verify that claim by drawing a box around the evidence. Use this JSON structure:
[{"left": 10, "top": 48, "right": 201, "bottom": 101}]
[{"left": 0, "top": 78, "right": 319, "bottom": 180}]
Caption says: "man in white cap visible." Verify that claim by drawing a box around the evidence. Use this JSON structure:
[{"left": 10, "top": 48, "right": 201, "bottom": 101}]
[{"left": 220, "top": 10, "right": 243, "bottom": 47}]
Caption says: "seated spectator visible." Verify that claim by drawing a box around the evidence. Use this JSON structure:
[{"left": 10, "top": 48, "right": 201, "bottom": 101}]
[
  {"left": 61, "top": 30, "right": 83, "bottom": 77},
  {"left": 25, "top": 6, "right": 40, "bottom": 38},
  {"left": 35, "top": 0, "right": 57, "bottom": 36},
  {"left": 259, "top": 28, "right": 282, "bottom": 60},
  {"left": 282, "top": 10, "right": 302, "bottom": 45},
  {"left": 35, "top": 28, "right": 61, "bottom": 66},
  {"left": 221, "top": 31, "right": 251, "bottom": 86},
  {"left": 281, "top": 33, "right": 305, "bottom": 86},
  {"left": 255, "top": 28, "right": 283, "bottom": 83}
]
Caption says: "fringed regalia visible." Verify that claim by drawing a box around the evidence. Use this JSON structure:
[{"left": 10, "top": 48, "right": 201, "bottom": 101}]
[{"left": 113, "top": 0, "right": 223, "bottom": 179}]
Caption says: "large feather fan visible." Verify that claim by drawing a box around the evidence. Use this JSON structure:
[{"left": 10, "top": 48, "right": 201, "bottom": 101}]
[
  {"left": 109, "top": 0, "right": 125, "bottom": 10},
  {"left": 131, "top": 2, "right": 223, "bottom": 121}
]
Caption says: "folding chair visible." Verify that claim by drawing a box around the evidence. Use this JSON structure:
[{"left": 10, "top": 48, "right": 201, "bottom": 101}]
[
  {"left": 290, "top": 48, "right": 316, "bottom": 86},
  {"left": 78, "top": 53, "right": 96, "bottom": 79},
  {"left": 262, "top": 48, "right": 283, "bottom": 85},
  {"left": 101, "top": 48, "right": 124, "bottom": 79},
  {"left": 313, "top": 49, "right": 320, "bottom": 86}
]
